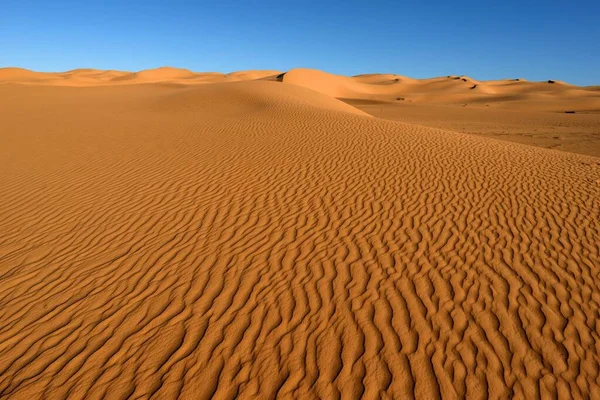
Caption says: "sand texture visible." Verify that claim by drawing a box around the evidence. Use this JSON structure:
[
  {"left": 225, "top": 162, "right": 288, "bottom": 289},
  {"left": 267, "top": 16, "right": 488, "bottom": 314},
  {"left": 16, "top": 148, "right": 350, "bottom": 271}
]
[
  {"left": 3, "top": 67, "right": 600, "bottom": 156},
  {"left": 1, "top": 69, "right": 600, "bottom": 399}
]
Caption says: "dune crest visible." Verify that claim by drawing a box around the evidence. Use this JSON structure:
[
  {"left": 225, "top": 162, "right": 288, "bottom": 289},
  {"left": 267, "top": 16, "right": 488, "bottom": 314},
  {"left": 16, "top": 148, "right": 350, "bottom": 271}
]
[
  {"left": 110, "top": 67, "right": 197, "bottom": 83},
  {"left": 149, "top": 80, "right": 371, "bottom": 117},
  {"left": 282, "top": 68, "right": 390, "bottom": 98},
  {"left": 0, "top": 67, "right": 286, "bottom": 87},
  {"left": 1, "top": 66, "right": 598, "bottom": 114}
]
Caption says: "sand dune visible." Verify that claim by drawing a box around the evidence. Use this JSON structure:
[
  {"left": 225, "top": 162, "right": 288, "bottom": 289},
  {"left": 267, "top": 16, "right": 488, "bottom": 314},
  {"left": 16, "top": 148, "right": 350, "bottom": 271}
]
[
  {"left": 282, "top": 68, "right": 400, "bottom": 98},
  {"left": 226, "top": 70, "right": 282, "bottom": 81},
  {"left": 1, "top": 71, "right": 600, "bottom": 399},
  {"left": 280, "top": 68, "right": 600, "bottom": 112},
  {"left": 2, "top": 65, "right": 598, "bottom": 114},
  {"left": 110, "top": 67, "right": 199, "bottom": 83},
  {"left": 0, "top": 67, "right": 284, "bottom": 87},
  {"left": 347, "top": 101, "right": 600, "bottom": 157}
]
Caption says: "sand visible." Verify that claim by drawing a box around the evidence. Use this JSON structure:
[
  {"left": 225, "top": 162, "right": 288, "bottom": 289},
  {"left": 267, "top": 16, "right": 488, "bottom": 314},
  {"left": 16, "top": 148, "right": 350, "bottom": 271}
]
[
  {"left": 1, "top": 68, "right": 600, "bottom": 399},
  {"left": 345, "top": 101, "right": 600, "bottom": 157},
  {"left": 3, "top": 67, "right": 599, "bottom": 156}
]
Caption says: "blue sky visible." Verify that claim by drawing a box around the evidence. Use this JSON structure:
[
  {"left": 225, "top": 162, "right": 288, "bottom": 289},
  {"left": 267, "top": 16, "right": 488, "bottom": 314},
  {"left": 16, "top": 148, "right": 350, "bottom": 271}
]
[{"left": 1, "top": 0, "right": 598, "bottom": 85}]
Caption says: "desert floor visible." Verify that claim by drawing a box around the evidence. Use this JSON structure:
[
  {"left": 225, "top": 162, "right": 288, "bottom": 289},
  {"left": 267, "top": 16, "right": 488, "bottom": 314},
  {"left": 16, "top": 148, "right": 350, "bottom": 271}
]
[{"left": 1, "top": 68, "right": 599, "bottom": 399}]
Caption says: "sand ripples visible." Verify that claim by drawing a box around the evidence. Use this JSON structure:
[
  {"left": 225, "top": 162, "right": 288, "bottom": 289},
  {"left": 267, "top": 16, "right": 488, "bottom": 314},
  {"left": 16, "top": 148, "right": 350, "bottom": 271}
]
[{"left": 1, "top": 81, "right": 599, "bottom": 399}]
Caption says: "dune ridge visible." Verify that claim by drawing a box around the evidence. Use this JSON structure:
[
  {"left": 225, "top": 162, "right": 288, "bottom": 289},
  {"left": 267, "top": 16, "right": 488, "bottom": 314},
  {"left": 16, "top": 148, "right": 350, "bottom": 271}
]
[
  {"left": 1, "top": 66, "right": 599, "bottom": 111},
  {"left": 281, "top": 68, "right": 600, "bottom": 112},
  {"left": 0, "top": 67, "right": 284, "bottom": 87},
  {"left": 1, "top": 79, "right": 599, "bottom": 398}
]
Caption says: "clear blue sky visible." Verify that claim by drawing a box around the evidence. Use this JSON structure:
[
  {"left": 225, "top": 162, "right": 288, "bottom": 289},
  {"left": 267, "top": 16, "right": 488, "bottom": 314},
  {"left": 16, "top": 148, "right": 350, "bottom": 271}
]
[{"left": 1, "top": 0, "right": 599, "bottom": 85}]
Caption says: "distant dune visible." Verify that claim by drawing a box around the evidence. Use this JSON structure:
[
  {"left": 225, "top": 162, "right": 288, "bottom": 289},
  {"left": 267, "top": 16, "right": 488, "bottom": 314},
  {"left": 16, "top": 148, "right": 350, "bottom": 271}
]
[
  {"left": 1, "top": 66, "right": 598, "bottom": 112},
  {"left": 0, "top": 67, "right": 284, "bottom": 87},
  {"left": 1, "top": 68, "right": 599, "bottom": 398}
]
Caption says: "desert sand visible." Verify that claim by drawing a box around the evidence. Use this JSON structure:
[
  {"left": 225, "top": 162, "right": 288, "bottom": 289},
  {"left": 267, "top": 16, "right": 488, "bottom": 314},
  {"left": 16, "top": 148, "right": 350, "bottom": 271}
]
[
  {"left": 1, "top": 67, "right": 599, "bottom": 399},
  {"left": 3, "top": 67, "right": 599, "bottom": 156}
]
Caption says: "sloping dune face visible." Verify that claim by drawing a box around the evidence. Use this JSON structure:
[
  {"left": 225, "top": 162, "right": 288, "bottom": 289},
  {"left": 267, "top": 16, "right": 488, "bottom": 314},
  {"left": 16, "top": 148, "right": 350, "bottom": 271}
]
[
  {"left": 1, "top": 80, "right": 600, "bottom": 399},
  {"left": 281, "top": 68, "right": 600, "bottom": 112}
]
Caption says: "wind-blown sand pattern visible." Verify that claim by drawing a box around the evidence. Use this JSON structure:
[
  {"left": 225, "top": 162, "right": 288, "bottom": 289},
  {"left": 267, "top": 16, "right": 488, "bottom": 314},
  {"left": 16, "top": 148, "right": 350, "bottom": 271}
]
[
  {"left": 1, "top": 70, "right": 600, "bottom": 399},
  {"left": 345, "top": 101, "right": 600, "bottom": 157}
]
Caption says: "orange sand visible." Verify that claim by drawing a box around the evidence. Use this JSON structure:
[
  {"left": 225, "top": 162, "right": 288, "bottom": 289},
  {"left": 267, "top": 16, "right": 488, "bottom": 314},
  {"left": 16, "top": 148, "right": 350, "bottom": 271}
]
[{"left": 1, "top": 68, "right": 600, "bottom": 399}]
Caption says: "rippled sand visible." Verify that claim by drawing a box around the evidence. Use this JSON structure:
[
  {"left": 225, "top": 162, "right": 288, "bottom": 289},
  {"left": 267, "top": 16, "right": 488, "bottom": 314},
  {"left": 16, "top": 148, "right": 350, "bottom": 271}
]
[{"left": 1, "top": 70, "right": 599, "bottom": 399}]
